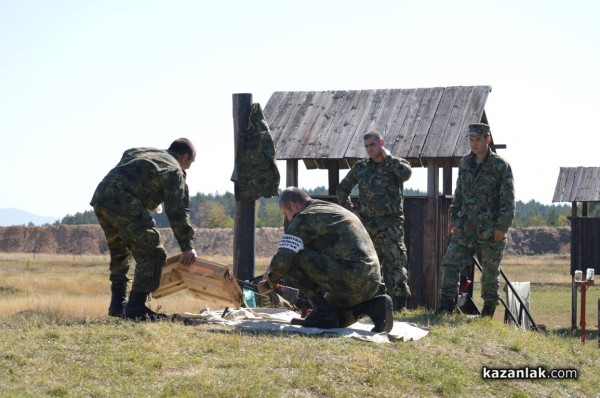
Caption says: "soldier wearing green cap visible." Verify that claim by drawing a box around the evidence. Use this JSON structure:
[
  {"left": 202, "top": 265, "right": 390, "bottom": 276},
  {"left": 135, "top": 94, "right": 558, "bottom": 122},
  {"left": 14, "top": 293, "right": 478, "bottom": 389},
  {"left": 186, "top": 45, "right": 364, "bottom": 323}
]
[{"left": 436, "top": 123, "right": 515, "bottom": 317}]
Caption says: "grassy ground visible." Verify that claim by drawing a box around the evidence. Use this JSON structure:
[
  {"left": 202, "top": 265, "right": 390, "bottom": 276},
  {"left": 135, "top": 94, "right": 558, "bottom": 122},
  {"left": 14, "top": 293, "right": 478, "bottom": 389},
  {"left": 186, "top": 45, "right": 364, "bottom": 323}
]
[{"left": 1, "top": 253, "right": 599, "bottom": 397}]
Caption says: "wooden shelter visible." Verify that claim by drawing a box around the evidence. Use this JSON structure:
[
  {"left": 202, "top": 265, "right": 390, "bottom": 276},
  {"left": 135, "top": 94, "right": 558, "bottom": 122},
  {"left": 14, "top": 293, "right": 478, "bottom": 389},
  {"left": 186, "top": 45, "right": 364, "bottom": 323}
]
[
  {"left": 263, "top": 85, "right": 499, "bottom": 309},
  {"left": 552, "top": 166, "right": 600, "bottom": 328}
]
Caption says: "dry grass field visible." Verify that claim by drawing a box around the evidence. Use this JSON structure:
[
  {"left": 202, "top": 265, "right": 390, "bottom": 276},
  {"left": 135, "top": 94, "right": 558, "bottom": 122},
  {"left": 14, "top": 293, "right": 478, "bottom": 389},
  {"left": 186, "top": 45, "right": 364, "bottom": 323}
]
[
  {"left": 0, "top": 252, "right": 594, "bottom": 332},
  {"left": 1, "top": 252, "right": 599, "bottom": 397}
]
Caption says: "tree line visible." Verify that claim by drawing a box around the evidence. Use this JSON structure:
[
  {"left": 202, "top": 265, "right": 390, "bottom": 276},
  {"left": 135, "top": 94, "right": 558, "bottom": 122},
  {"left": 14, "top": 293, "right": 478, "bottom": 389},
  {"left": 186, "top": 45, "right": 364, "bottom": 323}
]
[{"left": 54, "top": 187, "right": 599, "bottom": 228}]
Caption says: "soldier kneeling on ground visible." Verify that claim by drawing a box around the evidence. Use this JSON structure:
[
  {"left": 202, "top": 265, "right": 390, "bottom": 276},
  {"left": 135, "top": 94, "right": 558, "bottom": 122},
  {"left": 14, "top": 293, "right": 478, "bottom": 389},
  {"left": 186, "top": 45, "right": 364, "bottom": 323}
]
[{"left": 257, "top": 187, "right": 394, "bottom": 333}]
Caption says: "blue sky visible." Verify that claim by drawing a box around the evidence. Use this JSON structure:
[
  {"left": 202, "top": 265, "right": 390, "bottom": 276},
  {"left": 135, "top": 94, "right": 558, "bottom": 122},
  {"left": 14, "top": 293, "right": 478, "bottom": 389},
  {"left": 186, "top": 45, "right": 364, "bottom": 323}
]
[{"left": 1, "top": 0, "right": 599, "bottom": 218}]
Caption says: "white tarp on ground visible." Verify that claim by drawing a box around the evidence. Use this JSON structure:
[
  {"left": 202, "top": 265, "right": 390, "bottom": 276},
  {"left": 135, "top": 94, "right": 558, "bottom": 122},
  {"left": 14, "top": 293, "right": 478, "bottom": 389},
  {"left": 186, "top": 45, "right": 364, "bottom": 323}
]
[{"left": 176, "top": 307, "right": 429, "bottom": 344}]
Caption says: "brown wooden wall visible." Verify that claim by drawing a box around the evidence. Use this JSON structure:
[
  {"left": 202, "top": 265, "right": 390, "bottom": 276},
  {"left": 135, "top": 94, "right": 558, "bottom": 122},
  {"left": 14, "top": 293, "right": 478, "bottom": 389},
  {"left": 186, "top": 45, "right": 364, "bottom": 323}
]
[
  {"left": 404, "top": 196, "right": 452, "bottom": 308},
  {"left": 570, "top": 217, "right": 600, "bottom": 275},
  {"left": 314, "top": 195, "right": 452, "bottom": 309}
]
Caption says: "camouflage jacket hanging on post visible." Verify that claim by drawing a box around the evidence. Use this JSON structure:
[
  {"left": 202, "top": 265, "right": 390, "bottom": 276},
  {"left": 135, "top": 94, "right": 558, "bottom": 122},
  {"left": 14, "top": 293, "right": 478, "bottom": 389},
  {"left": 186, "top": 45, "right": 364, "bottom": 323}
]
[
  {"left": 450, "top": 147, "right": 515, "bottom": 247},
  {"left": 230, "top": 103, "right": 280, "bottom": 201}
]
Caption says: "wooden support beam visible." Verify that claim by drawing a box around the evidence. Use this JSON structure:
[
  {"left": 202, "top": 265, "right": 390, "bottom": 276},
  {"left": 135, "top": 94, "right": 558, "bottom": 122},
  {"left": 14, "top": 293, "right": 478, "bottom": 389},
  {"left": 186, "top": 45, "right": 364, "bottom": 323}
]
[
  {"left": 422, "top": 161, "right": 441, "bottom": 308},
  {"left": 286, "top": 159, "right": 299, "bottom": 187},
  {"left": 232, "top": 93, "right": 255, "bottom": 281},
  {"left": 327, "top": 160, "right": 340, "bottom": 196},
  {"left": 442, "top": 162, "right": 453, "bottom": 195}
]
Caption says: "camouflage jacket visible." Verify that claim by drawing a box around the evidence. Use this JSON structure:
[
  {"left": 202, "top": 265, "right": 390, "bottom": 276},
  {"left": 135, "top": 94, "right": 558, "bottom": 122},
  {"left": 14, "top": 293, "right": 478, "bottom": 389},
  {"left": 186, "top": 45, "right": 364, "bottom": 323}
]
[
  {"left": 336, "top": 154, "right": 412, "bottom": 219},
  {"left": 450, "top": 148, "right": 515, "bottom": 245},
  {"left": 230, "top": 103, "right": 280, "bottom": 201},
  {"left": 91, "top": 147, "right": 194, "bottom": 252},
  {"left": 266, "top": 199, "right": 381, "bottom": 286}
]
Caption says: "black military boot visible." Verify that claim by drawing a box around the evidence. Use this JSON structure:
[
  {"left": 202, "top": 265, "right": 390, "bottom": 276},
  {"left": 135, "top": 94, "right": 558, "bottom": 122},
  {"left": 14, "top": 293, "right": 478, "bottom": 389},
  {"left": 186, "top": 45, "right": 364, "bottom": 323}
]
[
  {"left": 123, "top": 291, "right": 167, "bottom": 321},
  {"left": 393, "top": 296, "right": 408, "bottom": 312},
  {"left": 435, "top": 299, "right": 455, "bottom": 315},
  {"left": 108, "top": 282, "right": 127, "bottom": 317},
  {"left": 481, "top": 301, "right": 497, "bottom": 318},
  {"left": 354, "top": 295, "right": 394, "bottom": 333},
  {"left": 290, "top": 293, "right": 338, "bottom": 329}
]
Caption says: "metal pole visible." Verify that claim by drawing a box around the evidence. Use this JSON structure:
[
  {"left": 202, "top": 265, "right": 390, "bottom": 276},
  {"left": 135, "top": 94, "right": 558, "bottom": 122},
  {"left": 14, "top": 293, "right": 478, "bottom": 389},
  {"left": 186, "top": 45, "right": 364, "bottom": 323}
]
[{"left": 580, "top": 283, "right": 587, "bottom": 344}]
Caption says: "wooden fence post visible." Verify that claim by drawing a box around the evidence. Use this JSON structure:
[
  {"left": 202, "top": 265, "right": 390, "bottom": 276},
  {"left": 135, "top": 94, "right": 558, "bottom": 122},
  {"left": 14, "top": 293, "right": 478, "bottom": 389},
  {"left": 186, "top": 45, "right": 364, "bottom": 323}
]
[{"left": 232, "top": 93, "right": 255, "bottom": 281}]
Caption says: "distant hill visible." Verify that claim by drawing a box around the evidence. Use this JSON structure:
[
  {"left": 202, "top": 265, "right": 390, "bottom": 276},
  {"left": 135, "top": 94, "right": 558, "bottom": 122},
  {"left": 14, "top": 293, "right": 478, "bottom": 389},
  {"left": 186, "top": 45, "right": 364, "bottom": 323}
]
[{"left": 0, "top": 208, "right": 60, "bottom": 227}]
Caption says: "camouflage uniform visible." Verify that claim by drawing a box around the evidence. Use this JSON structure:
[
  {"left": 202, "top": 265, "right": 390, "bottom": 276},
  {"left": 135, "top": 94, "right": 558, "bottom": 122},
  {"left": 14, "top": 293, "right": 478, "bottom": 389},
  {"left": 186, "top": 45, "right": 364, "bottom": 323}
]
[
  {"left": 440, "top": 146, "right": 515, "bottom": 304},
  {"left": 230, "top": 103, "right": 280, "bottom": 201},
  {"left": 265, "top": 199, "right": 385, "bottom": 326},
  {"left": 90, "top": 147, "right": 194, "bottom": 293},
  {"left": 337, "top": 155, "right": 412, "bottom": 299}
]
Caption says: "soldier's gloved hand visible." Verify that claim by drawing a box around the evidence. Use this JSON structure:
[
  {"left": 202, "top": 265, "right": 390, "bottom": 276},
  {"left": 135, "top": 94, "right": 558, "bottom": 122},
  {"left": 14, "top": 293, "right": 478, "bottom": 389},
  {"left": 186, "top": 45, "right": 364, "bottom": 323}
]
[{"left": 179, "top": 249, "right": 197, "bottom": 264}]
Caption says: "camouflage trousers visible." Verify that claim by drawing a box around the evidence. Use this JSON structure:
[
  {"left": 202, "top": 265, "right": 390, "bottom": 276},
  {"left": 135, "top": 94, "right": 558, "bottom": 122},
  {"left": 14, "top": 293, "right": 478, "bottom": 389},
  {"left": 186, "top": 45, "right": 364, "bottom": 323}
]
[
  {"left": 93, "top": 204, "right": 167, "bottom": 293},
  {"left": 362, "top": 216, "right": 410, "bottom": 298},
  {"left": 284, "top": 248, "right": 385, "bottom": 327},
  {"left": 440, "top": 239, "right": 507, "bottom": 303}
]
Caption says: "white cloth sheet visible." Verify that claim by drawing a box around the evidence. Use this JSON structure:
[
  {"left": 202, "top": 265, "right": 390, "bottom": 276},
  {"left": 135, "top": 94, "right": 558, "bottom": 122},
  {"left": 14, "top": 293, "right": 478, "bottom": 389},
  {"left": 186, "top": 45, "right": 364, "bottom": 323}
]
[{"left": 177, "top": 307, "right": 429, "bottom": 344}]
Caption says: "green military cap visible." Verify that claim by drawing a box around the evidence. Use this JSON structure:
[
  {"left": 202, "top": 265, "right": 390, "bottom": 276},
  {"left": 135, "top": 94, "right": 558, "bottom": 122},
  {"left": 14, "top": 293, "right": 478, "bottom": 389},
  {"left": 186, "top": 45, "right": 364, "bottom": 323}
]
[{"left": 467, "top": 123, "right": 491, "bottom": 136}]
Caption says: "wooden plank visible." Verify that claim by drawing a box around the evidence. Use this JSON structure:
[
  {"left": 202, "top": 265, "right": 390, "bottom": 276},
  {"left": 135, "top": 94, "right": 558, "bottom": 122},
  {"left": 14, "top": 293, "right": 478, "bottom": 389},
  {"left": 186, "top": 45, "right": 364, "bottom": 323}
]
[
  {"left": 152, "top": 281, "right": 187, "bottom": 299},
  {"left": 180, "top": 275, "right": 229, "bottom": 295},
  {"left": 277, "top": 92, "right": 316, "bottom": 159},
  {"left": 570, "top": 167, "right": 584, "bottom": 202},
  {"left": 453, "top": 86, "right": 491, "bottom": 157},
  {"left": 577, "top": 168, "right": 591, "bottom": 202},
  {"left": 419, "top": 86, "right": 460, "bottom": 158},
  {"left": 387, "top": 88, "right": 422, "bottom": 158},
  {"left": 344, "top": 89, "right": 393, "bottom": 158},
  {"left": 301, "top": 90, "right": 369, "bottom": 159},
  {"left": 266, "top": 91, "right": 301, "bottom": 150},
  {"left": 152, "top": 256, "right": 186, "bottom": 298},
  {"left": 403, "top": 88, "right": 444, "bottom": 158},
  {"left": 263, "top": 90, "right": 286, "bottom": 132},
  {"left": 270, "top": 92, "right": 310, "bottom": 158},
  {"left": 593, "top": 169, "right": 600, "bottom": 201},
  {"left": 178, "top": 259, "right": 229, "bottom": 279},
  {"left": 367, "top": 89, "right": 411, "bottom": 156},
  {"left": 582, "top": 168, "right": 600, "bottom": 201},
  {"left": 183, "top": 275, "right": 243, "bottom": 307},
  {"left": 552, "top": 167, "right": 569, "bottom": 202},
  {"left": 335, "top": 90, "right": 377, "bottom": 158},
  {"left": 562, "top": 168, "right": 577, "bottom": 202},
  {"left": 294, "top": 91, "right": 341, "bottom": 159}
]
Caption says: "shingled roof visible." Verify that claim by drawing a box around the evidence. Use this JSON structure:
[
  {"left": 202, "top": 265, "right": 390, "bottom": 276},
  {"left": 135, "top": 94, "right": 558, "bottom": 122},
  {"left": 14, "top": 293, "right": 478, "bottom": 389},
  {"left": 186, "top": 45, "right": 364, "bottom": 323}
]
[
  {"left": 553, "top": 167, "right": 600, "bottom": 202},
  {"left": 264, "top": 85, "right": 492, "bottom": 169}
]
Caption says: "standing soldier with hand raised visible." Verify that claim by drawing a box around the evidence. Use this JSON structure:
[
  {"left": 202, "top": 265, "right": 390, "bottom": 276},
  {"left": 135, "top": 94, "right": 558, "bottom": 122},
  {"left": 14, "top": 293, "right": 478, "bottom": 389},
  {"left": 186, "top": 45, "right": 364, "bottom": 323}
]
[{"left": 337, "top": 131, "right": 413, "bottom": 311}]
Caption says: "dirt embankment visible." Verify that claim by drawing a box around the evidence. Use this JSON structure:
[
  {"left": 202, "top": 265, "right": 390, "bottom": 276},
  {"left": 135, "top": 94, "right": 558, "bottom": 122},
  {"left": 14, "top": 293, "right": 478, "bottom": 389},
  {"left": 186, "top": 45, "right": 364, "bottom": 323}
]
[
  {"left": 0, "top": 225, "right": 571, "bottom": 256},
  {"left": 0, "top": 225, "right": 283, "bottom": 257}
]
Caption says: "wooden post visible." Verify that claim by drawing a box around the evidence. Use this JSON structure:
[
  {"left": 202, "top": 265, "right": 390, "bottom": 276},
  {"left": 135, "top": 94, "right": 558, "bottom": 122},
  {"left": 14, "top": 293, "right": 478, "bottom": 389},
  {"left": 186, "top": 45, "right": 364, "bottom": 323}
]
[
  {"left": 421, "top": 161, "right": 440, "bottom": 309},
  {"left": 327, "top": 160, "right": 340, "bottom": 196},
  {"left": 442, "top": 161, "right": 453, "bottom": 195},
  {"left": 286, "top": 159, "right": 299, "bottom": 188},
  {"left": 232, "top": 93, "right": 255, "bottom": 281}
]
